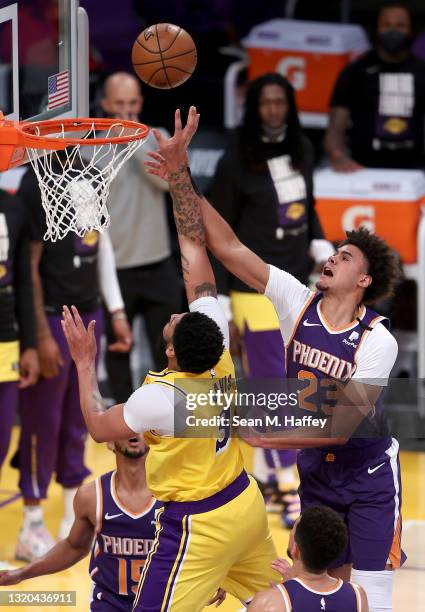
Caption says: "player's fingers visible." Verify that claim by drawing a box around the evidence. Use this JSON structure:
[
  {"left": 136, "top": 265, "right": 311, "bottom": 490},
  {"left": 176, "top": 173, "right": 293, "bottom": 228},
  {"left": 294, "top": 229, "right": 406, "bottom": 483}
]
[
  {"left": 61, "top": 319, "right": 71, "bottom": 344},
  {"left": 144, "top": 161, "right": 161, "bottom": 172},
  {"left": 144, "top": 160, "right": 160, "bottom": 170},
  {"left": 152, "top": 127, "right": 165, "bottom": 146},
  {"left": 184, "top": 106, "right": 198, "bottom": 145},
  {"left": 175, "top": 108, "right": 182, "bottom": 134},
  {"left": 62, "top": 304, "right": 71, "bottom": 321},
  {"left": 144, "top": 165, "right": 161, "bottom": 176},
  {"left": 62, "top": 306, "right": 75, "bottom": 331},
  {"left": 71, "top": 305, "right": 85, "bottom": 331},
  {"left": 146, "top": 150, "right": 165, "bottom": 162}
]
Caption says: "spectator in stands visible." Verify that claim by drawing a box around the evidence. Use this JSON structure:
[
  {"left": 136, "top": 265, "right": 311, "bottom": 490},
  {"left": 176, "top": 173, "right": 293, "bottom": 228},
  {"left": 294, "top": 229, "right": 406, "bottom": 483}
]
[
  {"left": 15, "top": 163, "right": 131, "bottom": 561},
  {"left": 325, "top": 0, "right": 425, "bottom": 171},
  {"left": 412, "top": 29, "right": 425, "bottom": 63},
  {"left": 0, "top": 188, "right": 38, "bottom": 479},
  {"left": 100, "top": 72, "right": 182, "bottom": 403},
  {"left": 209, "top": 72, "right": 333, "bottom": 528}
]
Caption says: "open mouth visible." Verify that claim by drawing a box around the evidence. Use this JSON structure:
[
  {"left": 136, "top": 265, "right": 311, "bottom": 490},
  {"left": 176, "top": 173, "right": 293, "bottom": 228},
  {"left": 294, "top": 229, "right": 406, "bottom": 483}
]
[
  {"left": 128, "top": 437, "right": 139, "bottom": 444},
  {"left": 322, "top": 266, "right": 334, "bottom": 277}
]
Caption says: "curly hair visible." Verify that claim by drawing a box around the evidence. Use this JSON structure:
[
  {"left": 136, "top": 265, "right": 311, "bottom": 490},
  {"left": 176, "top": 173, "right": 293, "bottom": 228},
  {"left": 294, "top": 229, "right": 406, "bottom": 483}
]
[
  {"left": 239, "top": 72, "right": 305, "bottom": 170},
  {"left": 339, "top": 228, "right": 400, "bottom": 303},
  {"left": 295, "top": 506, "right": 348, "bottom": 573},
  {"left": 173, "top": 312, "right": 224, "bottom": 374}
]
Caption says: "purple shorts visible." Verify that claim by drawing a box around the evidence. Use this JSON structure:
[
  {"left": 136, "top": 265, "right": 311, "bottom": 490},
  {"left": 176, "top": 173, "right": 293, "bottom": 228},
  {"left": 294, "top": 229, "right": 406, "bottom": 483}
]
[
  {"left": 298, "top": 438, "right": 406, "bottom": 571},
  {"left": 90, "top": 587, "right": 132, "bottom": 611}
]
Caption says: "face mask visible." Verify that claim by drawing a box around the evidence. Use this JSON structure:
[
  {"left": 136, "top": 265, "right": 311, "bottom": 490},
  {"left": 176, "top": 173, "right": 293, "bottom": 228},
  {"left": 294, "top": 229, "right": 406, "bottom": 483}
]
[{"left": 378, "top": 30, "right": 411, "bottom": 56}]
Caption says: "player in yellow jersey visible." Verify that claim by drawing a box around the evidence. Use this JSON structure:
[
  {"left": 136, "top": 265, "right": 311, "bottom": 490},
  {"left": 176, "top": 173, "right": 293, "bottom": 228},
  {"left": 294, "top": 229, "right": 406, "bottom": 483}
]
[{"left": 61, "top": 111, "right": 279, "bottom": 611}]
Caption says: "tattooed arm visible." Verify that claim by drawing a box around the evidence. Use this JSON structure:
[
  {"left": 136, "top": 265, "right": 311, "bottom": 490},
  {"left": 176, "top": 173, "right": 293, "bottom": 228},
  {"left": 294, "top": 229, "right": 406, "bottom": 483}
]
[
  {"left": 168, "top": 162, "right": 217, "bottom": 303},
  {"left": 61, "top": 305, "right": 136, "bottom": 442},
  {"left": 148, "top": 107, "right": 269, "bottom": 294}
]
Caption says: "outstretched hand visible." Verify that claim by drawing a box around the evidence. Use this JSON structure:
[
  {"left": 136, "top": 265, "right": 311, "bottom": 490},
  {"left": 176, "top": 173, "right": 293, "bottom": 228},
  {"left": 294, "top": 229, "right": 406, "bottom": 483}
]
[
  {"left": 207, "top": 588, "right": 226, "bottom": 607},
  {"left": 145, "top": 106, "right": 200, "bottom": 178},
  {"left": 61, "top": 305, "right": 97, "bottom": 368},
  {"left": 0, "top": 568, "right": 24, "bottom": 586},
  {"left": 271, "top": 557, "right": 293, "bottom": 581}
]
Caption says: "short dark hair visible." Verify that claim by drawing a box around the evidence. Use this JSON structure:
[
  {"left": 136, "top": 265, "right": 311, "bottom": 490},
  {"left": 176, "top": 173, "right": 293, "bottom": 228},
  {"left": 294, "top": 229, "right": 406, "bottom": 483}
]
[
  {"left": 173, "top": 312, "right": 224, "bottom": 374},
  {"left": 295, "top": 506, "right": 348, "bottom": 573},
  {"left": 339, "top": 228, "right": 400, "bottom": 303},
  {"left": 377, "top": 0, "right": 411, "bottom": 21}
]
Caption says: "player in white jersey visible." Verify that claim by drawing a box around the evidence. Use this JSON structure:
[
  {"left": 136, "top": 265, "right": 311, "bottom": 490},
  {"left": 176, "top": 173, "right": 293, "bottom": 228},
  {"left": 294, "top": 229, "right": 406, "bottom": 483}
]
[{"left": 145, "top": 106, "right": 403, "bottom": 612}]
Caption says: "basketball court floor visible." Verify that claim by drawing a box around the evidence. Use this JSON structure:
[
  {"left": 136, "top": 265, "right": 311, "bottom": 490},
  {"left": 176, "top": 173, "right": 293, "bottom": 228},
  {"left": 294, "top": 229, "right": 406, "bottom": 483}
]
[{"left": 1, "top": 430, "right": 424, "bottom": 612}]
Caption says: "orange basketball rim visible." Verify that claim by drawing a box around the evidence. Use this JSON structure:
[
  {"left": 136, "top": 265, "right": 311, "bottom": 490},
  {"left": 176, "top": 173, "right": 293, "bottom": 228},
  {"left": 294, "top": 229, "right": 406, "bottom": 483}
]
[
  {"left": 0, "top": 111, "right": 149, "bottom": 171},
  {"left": 0, "top": 111, "right": 150, "bottom": 241}
]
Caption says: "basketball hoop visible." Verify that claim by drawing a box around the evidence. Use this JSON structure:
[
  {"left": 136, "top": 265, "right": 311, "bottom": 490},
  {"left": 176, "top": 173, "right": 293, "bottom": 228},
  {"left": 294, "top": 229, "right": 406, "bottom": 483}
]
[{"left": 0, "top": 113, "right": 149, "bottom": 241}]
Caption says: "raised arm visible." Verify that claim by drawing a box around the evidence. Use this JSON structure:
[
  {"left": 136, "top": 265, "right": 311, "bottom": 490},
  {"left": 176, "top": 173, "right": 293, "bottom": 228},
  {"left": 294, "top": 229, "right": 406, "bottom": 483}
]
[
  {"left": 61, "top": 305, "right": 174, "bottom": 442},
  {"left": 146, "top": 107, "right": 270, "bottom": 295},
  {"left": 152, "top": 111, "right": 216, "bottom": 302}
]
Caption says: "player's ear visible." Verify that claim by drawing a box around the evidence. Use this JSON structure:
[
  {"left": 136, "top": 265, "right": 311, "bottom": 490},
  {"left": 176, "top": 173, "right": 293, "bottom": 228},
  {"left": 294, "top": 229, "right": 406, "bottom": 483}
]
[
  {"left": 107, "top": 441, "right": 115, "bottom": 452},
  {"left": 291, "top": 541, "right": 300, "bottom": 561},
  {"left": 359, "top": 274, "right": 372, "bottom": 290},
  {"left": 165, "top": 343, "right": 175, "bottom": 359}
]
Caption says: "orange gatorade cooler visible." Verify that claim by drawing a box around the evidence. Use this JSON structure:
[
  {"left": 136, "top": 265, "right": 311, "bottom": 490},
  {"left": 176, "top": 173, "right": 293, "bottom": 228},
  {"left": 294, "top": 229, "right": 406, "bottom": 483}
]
[
  {"left": 243, "top": 19, "right": 369, "bottom": 114},
  {"left": 314, "top": 168, "right": 425, "bottom": 264}
]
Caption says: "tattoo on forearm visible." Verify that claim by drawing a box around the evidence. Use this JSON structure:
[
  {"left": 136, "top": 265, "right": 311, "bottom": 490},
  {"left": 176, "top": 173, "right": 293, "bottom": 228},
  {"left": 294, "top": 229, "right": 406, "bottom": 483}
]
[
  {"left": 194, "top": 283, "right": 217, "bottom": 299},
  {"left": 181, "top": 253, "right": 190, "bottom": 283},
  {"left": 169, "top": 164, "right": 206, "bottom": 245}
]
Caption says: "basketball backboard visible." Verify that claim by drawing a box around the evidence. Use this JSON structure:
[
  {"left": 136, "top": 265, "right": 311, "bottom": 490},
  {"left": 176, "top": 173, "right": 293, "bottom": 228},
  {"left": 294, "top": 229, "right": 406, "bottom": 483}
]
[{"left": 0, "top": 0, "right": 88, "bottom": 122}]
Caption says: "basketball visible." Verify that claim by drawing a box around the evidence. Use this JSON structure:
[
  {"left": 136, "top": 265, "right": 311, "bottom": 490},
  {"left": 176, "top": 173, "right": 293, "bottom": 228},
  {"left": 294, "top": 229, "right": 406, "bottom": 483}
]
[{"left": 131, "top": 23, "right": 197, "bottom": 89}]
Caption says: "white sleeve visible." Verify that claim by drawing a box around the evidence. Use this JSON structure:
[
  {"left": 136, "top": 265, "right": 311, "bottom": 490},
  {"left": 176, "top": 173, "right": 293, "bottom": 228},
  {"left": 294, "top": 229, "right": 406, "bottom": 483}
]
[
  {"left": 189, "top": 296, "right": 230, "bottom": 350},
  {"left": 123, "top": 384, "right": 174, "bottom": 435},
  {"left": 264, "top": 265, "right": 313, "bottom": 345},
  {"left": 353, "top": 323, "right": 398, "bottom": 385},
  {"left": 98, "top": 231, "right": 125, "bottom": 312},
  {"left": 265, "top": 265, "right": 312, "bottom": 319}
]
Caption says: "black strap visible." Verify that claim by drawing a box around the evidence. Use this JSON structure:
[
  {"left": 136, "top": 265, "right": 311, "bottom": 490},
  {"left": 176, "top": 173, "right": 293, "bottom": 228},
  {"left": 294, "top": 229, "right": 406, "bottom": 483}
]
[{"left": 356, "top": 316, "right": 373, "bottom": 332}]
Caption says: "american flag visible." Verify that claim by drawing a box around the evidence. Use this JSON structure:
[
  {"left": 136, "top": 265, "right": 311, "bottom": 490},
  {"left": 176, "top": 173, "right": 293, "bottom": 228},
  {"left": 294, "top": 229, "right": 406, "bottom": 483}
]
[{"left": 47, "top": 70, "right": 69, "bottom": 110}]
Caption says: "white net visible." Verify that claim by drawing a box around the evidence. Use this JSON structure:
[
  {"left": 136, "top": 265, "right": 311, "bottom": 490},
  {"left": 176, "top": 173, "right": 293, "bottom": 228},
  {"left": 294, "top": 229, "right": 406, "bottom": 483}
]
[{"left": 26, "top": 121, "right": 147, "bottom": 241}]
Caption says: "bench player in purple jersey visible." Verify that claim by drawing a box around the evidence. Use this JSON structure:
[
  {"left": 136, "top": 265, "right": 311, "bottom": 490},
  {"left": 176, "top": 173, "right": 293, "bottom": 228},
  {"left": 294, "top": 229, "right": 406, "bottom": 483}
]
[
  {"left": 0, "top": 435, "right": 160, "bottom": 611},
  {"left": 0, "top": 188, "right": 39, "bottom": 478},
  {"left": 145, "top": 107, "right": 403, "bottom": 612},
  {"left": 249, "top": 506, "right": 368, "bottom": 612}
]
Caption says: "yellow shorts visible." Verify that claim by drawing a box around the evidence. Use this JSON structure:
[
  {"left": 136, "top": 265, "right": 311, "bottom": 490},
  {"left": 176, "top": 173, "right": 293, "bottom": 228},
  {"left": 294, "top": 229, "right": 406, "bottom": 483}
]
[
  {"left": 132, "top": 472, "right": 279, "bottom": 611},
  {"left": 0, "top": 341, "right": 19, "bottom": 383}
]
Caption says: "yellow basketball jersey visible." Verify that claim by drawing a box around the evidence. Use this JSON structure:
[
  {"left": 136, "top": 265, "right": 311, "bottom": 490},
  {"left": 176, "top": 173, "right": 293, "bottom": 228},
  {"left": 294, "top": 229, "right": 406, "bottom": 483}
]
[
  {"left": 143, "top": 349, "right": 244, "bottom": 502},
  {"left": 0, "top": 340, "right": 19, "bottom": 383}
]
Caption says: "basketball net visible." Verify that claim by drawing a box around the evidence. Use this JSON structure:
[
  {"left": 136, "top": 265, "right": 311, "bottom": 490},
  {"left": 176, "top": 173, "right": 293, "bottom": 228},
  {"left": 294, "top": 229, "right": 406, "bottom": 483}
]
[
  {"left": 0, "top": 114, "right": 149, "bottom": 241},
  {"left": 27, "top": 122, "right": 146, "bottom": 241}
]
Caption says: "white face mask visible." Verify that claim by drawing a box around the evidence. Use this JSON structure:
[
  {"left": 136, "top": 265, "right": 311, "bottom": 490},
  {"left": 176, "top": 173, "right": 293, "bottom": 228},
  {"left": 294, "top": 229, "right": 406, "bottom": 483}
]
[{"left": 261, "top": 123, "right": 287, "bottom": 143}]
